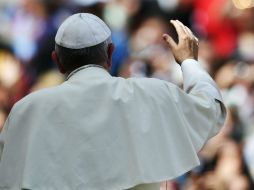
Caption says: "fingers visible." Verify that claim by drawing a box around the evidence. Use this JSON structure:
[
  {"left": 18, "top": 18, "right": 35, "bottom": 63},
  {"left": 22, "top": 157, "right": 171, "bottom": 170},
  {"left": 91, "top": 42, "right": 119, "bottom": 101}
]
[
  {"left": 163, "top": 20, "right": 199, "bottom": 47},
  {"left": 170, "top": 20, "right": 186, "bottom": 39},
  {"left": 184, "top": 26, "right": 194, "bottom": 39},
  {"left": 163, "top": 19, "right": 199, "bottom": 63},
  {"left": 185, "top": 26, "right": 199, "bottom": 45},
  {"left": 163, "top": 34, "right": 177, "bottom": 49},
  {"left": 194, "top": 36, "right": 199, "bottom": 45},
  {"left": 175, "top": 20, "right": 195, "bottom": 41},
  {"left": 174, "top": 20, "right": 199, "bottom": 45},
  {"left": 172, "top": 20, "right": 198, "bottom": 41},
  {"left": 172, "top": 20, "right": 191, "bottom": 40},
  {"left": 176, "top": 20, "right": 189, "bottom": 36}
]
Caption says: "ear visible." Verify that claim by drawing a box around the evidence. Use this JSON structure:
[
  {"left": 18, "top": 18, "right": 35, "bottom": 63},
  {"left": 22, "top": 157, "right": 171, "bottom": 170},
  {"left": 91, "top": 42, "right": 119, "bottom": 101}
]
[
  {"left": 51, "top": 51, "right": 66, "bottom": 74},
  {"left": 106, "top": 43, "right": 115, "bottom": 70}
]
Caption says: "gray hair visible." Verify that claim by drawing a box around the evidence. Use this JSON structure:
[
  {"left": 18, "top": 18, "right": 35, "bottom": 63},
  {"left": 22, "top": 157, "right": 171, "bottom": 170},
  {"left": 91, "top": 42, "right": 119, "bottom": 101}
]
[{"left": 55, "top": 37, "right": 112, "bottom": 72}]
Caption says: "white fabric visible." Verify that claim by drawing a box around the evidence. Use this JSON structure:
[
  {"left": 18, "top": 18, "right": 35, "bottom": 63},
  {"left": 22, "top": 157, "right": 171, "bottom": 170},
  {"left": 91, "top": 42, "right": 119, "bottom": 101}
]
[
  {"left": 127, "top": 183, "right": 160, "bottom": 190},
  {"left": 0, "top": 59, "right": 226, "bottom": 190},
  {"left": 55, "top": 13, "right": 111, "bottom": 49}
]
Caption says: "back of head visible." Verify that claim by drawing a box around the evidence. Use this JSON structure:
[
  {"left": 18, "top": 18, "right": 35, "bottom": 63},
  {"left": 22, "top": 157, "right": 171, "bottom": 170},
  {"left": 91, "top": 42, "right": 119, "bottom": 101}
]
[{"left": 54, "top": 13, "right": 112, "bottom": 73}]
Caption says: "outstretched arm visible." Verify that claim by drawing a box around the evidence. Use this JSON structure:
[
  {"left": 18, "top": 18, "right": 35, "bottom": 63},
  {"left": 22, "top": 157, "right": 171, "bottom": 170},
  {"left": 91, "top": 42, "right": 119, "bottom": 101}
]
[{"left": 162, "top": 20, "right": 226, "bottom": 151}]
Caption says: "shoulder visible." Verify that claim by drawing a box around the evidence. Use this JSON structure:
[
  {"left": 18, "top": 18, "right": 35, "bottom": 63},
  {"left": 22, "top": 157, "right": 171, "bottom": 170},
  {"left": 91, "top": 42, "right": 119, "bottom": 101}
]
[
  {"left": 116, "top": 77, "right": 180, "bottom": 102},
  {"left": 124, "top": 77, "right": 170, "bottom": 89},
  {"left": 127, "top": 77, "right": 178, "bottom": 93},
  {"left": 12, "top": 84, "right": 65, "bottom": 115}
]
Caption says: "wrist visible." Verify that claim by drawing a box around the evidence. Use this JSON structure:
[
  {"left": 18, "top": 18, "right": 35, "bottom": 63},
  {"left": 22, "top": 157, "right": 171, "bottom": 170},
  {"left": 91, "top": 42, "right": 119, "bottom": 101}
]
[
  {"left": 179, "top": 58, "right": 197, "bottom": 66},
  {"left": 181, "top": 59, "right": 200, "bottom": 68},
  {"left": 178, "top": 56, "right": 197, "bottom": 66}
]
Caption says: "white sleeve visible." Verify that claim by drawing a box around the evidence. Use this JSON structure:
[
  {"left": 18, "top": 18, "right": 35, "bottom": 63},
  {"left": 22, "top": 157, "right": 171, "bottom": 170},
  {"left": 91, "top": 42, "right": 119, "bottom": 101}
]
[{"left": 174, "top": 59, "right": 226, "bottom": 151}]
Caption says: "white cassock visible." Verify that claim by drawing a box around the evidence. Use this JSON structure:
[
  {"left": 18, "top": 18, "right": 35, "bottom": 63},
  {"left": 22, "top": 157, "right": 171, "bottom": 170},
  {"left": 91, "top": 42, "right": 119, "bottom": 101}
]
[{"left": 0, "top": 59, "right": 226, "bottom": 190}]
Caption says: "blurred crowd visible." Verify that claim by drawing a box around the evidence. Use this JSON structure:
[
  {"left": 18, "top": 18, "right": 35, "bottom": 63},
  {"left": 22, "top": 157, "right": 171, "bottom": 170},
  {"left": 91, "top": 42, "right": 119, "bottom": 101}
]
[{"left": 1, "top": 0, "right": 254, "bottom": 189}]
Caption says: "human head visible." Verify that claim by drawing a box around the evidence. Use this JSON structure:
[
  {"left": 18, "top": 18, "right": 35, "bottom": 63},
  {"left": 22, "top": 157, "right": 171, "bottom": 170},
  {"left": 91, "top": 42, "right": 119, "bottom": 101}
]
[{"left": 52, "top": 13, "right": 115, "bottom": 74}]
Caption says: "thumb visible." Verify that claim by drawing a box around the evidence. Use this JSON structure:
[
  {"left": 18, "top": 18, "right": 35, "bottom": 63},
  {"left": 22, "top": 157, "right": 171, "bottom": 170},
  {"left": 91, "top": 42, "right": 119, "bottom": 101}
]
[{"left": 163, "top": 34, "right": 177, "bottom": 49}]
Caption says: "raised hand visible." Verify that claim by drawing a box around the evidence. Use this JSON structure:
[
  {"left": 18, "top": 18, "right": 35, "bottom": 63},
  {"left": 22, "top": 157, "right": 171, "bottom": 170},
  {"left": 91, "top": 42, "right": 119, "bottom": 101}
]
[{"left": 163, "top": 20, "right": 199, "bottom": 65}]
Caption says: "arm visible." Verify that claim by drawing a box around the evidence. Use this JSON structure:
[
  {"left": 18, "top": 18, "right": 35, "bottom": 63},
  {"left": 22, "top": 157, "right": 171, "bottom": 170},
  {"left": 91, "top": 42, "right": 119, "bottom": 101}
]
[
  {"left": 163, "top": 19, "right": 225, "bottom": 117},
  {"left": 180, "top": 59, "right": 226, "bottom": 150},
  {"left": 163, "top": 20, "right": 226, "bottom": 151}
]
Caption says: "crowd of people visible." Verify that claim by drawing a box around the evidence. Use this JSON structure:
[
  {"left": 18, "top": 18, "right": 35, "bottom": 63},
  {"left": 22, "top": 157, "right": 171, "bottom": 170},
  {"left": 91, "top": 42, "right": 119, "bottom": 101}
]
[{"left": 0, "top": 0, "right": 254, "bottom": 189}]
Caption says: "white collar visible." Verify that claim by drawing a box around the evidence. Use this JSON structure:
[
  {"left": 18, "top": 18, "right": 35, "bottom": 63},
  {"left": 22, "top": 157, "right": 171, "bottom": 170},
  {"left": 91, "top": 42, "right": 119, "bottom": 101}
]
[{"left": 66, "top": 64, "right": 105, "bottom": 80}]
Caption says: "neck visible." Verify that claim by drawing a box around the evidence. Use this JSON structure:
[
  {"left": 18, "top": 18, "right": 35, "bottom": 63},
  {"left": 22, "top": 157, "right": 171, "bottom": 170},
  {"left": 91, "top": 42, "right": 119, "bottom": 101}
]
[
  {"left": 66, "top": 62, "right": 109, "bottom": 74},
  {"left": 66, "top": 64, "right": 107, "bottom": 80}
]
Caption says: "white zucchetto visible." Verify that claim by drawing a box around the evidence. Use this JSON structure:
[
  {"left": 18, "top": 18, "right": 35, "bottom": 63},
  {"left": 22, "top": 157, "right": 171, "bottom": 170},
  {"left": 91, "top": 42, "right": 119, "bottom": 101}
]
[{"left": 55, "top": 13, "right": 111, "bottom": 49}]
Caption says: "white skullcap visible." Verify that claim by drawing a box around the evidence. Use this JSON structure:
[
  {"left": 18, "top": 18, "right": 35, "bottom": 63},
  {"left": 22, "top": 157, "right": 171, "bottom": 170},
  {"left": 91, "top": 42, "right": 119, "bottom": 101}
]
[{"left": 55, "top": 13, "right": 111, "bottom": 49}]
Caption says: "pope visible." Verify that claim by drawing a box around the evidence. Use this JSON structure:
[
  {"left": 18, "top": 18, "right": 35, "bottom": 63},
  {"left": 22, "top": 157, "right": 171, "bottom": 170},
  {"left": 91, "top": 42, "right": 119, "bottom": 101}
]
[{"left": 0, "top": 13, "right": 226, "bottom": 190}]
